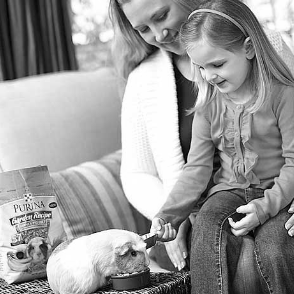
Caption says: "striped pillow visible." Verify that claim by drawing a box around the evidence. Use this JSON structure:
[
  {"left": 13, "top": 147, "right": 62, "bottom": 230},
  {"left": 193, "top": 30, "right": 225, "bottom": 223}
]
[{"left": 50, "top": 150, "right": 151, "bottom": 239}]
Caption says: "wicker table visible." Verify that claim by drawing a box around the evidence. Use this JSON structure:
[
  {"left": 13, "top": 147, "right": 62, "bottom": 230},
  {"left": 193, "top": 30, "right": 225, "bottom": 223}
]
[{"left": 0, "top": 271, "right": 191, "bottom": 294}]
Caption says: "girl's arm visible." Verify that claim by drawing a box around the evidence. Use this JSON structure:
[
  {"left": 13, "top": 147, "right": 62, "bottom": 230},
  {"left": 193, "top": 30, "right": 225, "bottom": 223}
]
[
  {"left": 265, "top": 29, "right": 294, "bottom": 234},
  {"left": 249, "top": 86, "right": 294, "bottom": 225},
  {"left": 155, "top": 110, "right": 215, "bottom": 230}
]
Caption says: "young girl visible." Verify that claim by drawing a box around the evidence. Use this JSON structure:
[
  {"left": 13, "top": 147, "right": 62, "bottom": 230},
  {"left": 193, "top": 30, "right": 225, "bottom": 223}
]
[{"left": 151, "top": 0, "right": 294, "bottom": 293}]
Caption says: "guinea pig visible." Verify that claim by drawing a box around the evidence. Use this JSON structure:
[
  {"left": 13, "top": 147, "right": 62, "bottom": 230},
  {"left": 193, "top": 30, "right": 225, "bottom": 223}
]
[
  {"left": 46, "top": 229, "right": 149, "bottom": 294},
  {"left": 26, "top": 237, "right": 52, "bottom": 264}
]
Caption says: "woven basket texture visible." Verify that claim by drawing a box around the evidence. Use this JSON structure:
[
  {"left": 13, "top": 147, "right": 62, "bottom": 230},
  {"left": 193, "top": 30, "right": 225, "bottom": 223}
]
[{"left": 0, "top": 271, "right": 191, "bottom": 294}]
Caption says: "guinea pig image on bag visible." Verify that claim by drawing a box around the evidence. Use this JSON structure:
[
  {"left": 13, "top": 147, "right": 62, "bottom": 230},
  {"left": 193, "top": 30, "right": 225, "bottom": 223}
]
[
  {"left": 27, "top": 237, "right": 52, "bottom": 265},
  {"left": 46, "top": 229, "right": 150, "bottom": 294}
]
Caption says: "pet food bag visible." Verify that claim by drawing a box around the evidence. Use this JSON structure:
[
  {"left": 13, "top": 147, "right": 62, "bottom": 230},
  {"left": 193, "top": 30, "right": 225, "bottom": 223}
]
[{"left": 0, "top": 166, "right": 66, "bottom": 284}]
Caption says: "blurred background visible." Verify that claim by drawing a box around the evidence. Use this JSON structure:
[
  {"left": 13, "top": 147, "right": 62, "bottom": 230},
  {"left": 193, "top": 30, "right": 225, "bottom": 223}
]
[
  {"left": 0, "top": 0, "right": 293, "bottom": 81},
  {"left": 72, "top": 0, "right": 294, "bottom": 71}
]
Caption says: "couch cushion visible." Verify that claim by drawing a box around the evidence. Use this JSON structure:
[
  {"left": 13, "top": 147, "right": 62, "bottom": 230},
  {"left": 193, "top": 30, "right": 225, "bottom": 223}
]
[
  {"left": 0, "top": 68, "right": 121, "bottom": 172},
  {"left": 50, "top": 150, "right": 151, "bottom": 239}
]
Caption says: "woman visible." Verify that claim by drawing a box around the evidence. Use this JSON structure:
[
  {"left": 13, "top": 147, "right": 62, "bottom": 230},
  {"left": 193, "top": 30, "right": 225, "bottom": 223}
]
[{"left": 109, "top": 0, "right": 294, "bottom": 292}]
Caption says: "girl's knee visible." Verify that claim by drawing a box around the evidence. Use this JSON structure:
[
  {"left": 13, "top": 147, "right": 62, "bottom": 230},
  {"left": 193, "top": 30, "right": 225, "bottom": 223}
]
[
  {"left": 256, "top": 239, "right": 289, "bottom": 264},
  {"left": 194, "top": 209, "right": 226, "bottom": 232}
]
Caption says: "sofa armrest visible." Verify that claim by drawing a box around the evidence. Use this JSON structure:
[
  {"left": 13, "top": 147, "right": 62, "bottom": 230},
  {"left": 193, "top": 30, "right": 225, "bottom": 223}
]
[{"left": 50, "top": 150, "right": 151, "bottom": 239}]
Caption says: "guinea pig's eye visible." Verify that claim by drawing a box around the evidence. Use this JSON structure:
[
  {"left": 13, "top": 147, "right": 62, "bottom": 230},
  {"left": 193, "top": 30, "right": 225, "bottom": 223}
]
[
  {"left": 16, "top": 252, "right": 25, "bottom": 259},
  {"left": 130, "top": 250, "right": 137, "bottom": 257}
]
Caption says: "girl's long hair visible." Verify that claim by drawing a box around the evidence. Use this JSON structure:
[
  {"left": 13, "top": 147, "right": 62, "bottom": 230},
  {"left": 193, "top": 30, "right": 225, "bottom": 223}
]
[
  {"left": 180, "top": 0, "right": 294, "bottom": 113},
  {"left": 108, "top": 0, "right": 208, "bottom": 83}
]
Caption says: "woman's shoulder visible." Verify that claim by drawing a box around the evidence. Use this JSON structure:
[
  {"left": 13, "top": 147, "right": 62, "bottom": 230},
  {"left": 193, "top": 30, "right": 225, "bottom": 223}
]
[
  {"left": 129, "top": 50, "right": 172, "bottom": 77},
  {"left": 123, "top": 50, "right": 176, "bottom": 104},
  {"left": 125, "top": 49, "right": 174, "bottom": 95},
  {"left": 264, "top": 27, "right": 294, "bottom": 75},
  {"left": 264, "top": 27, "right": 283, "bottom": 51}
]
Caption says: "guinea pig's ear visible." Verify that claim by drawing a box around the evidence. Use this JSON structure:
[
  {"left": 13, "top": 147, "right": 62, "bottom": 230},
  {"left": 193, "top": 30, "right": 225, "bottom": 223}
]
[
  {"left": 115, "top": 242, "right": 132, "bottom": 256},
  {"left": 40, "top": 241, "right": 48, "bottom": 256},
  {"left": 26, "top": 244, "right": 33, "bottom": 256}
]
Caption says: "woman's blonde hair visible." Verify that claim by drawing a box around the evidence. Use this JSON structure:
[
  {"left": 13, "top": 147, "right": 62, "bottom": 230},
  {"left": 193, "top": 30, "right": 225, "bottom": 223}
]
[
  {"left": 180, "top": 0, "right": 294, "bottom": 113},
  {"left": 108, "top": 0, "right": 207, "bottom": 83}
]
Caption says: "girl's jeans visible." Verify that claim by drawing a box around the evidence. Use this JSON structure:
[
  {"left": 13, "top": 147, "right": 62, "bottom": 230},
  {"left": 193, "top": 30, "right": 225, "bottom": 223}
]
[{"left": 190, "top": 188, "right": 294, "bottom": 294}]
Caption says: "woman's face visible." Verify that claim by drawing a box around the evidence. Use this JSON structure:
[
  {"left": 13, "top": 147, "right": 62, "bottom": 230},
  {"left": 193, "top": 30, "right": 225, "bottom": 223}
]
[{"left": 122, "top": 0, "right": 189, "bottom": 55}]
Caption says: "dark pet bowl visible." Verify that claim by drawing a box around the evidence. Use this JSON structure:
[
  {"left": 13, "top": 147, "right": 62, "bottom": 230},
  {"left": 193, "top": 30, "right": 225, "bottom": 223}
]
[{"left": 111, "top": 267, "right": 151, "bottom": 290}]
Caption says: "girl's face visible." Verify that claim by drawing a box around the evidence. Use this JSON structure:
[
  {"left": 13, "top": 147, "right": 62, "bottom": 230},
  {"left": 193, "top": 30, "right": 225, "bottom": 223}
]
[
  {"left": 122, "top": 0, "right": 189, "bottom": 55},
  {"left": 188, "top": 39, "right": 254, "bottom": 103}
]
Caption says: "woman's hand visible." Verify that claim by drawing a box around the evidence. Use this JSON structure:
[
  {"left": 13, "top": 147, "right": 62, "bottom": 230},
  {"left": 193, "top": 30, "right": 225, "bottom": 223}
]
[
  {"left": 228, "top": 203, "right": 260, "bottom": 236},
  {"left": 164, "top": 219, "right": 189, "bottom": 270},
  {"left": 150, "top": 218, "right": 177, "bottom": 242},
  {"left": 285, "top": 203, "right": 294, "bottom": 236}
]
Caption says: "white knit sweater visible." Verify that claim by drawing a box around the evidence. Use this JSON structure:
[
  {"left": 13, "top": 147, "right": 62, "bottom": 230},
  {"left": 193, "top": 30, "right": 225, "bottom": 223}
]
[{"left": 121, "top": 31, "right": 294, "bottom": 220}]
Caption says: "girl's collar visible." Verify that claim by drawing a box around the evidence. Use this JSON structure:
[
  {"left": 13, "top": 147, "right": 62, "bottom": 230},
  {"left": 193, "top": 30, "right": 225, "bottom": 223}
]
[{"left": 221, "top": 93, "right": 257, "bottom": 110}]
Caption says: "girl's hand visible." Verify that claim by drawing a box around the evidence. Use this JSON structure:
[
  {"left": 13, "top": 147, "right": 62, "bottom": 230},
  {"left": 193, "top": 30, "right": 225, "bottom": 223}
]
[
  {"left": 150, "top": 218, "right": 177, "bottom": 242},
  {"left": 228, "top": 203, "right": 260, "bottom": 236},
  {"left": 285, "top": 203, "right": 294, "bottom": 236},
  {"left": 164, "top": 219, "right": 189, "bottom": 270}
]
